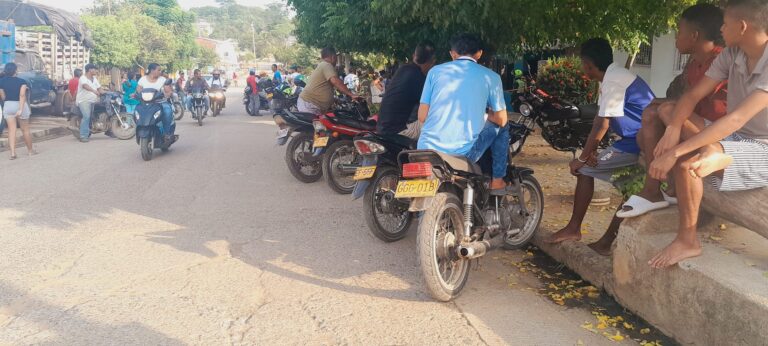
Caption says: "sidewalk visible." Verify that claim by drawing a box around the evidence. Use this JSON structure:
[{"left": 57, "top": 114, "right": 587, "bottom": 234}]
[
  {"left": 0, "top": 116, "right": 70, "bottom": 151},
  {"left": 514, "top": 136, "right": 768, "bottom": 345}
]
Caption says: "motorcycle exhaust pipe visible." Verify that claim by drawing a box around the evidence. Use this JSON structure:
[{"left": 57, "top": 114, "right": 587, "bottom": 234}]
[{"left": 457, "top": 240, "right": 491, "bottom": 260}]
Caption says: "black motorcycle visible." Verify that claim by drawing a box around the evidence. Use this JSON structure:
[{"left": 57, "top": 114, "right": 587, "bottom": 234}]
[
  {"left": 190, "top": 90, "right": 207, "bottom": 126},
  {"left": 134, "top": 88, "right": 177, "bottom": 161},
  {"left": 243, "top": 85, "right": 265, "bottom": 116},
  {"left": 171, "top": 92, "right": 185, "bottom": 121},
  {"left": 68, "top": 91, "right": 135, "bottom": 140},
  {"left": 274, "top": 108, "right": 321, "bottom": 182}
]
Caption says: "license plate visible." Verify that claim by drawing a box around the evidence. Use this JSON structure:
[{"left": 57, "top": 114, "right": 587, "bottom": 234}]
[
  {"left": 353, "top": 166, "right": 376, "bottom": 180},
  {"left": 313, "top": 136, "right": 329, "bottom": 147},
  {"left": 394, "top": 179, "right": 440, "bottom": 198},
  {"left": 276, "top": 128, "right": 289, "bottom": 139}
]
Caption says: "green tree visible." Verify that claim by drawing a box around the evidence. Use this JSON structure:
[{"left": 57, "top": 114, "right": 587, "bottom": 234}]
[
  {"left": 132, "top": 14, "right": 178, "bottom": 67},
  {"left": 81, "top": 15, "right": 139, "bottom": 68},
  {"left": 196, "top": 46, "right": 220, "bottom": 68}
]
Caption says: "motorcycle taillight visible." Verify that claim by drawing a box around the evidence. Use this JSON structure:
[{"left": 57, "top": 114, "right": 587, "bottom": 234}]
[
  {"left": 353, "top": 140, "right": 385, "bottom": 155},
  {"left": 402, "top": 162, "right": 433, "bottom": 178}
]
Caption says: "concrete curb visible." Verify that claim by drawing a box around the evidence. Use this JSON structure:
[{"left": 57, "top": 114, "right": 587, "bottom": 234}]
[
  {"left": 0, "top": 126, "right": 70, "bottom": 151},
  {"left": 533, "top": 209, "right": 768, "bottom": 345}
]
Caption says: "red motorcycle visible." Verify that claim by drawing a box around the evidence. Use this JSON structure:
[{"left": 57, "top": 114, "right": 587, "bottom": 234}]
[{"left": 312, "top": 100, "right": 377, "bottom": 194}]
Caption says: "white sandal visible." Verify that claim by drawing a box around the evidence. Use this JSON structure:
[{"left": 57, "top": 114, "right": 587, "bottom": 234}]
[
  {"left": 616, "top": 195, "right": 670, "bottom": 218},
  {"left": 662, "top": 190, "right": 677, "bottom": 205}
]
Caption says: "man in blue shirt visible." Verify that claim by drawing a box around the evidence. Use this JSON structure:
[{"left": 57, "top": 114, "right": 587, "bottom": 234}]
[
  {"left": 546, "top": 38, "right": 655, "bottom": 248},
  {"left": 418, "top": 33, "right": 510, "bottom": 191},
  {"left": 272, "top": 64, "right": 282, "bottom": 85}
]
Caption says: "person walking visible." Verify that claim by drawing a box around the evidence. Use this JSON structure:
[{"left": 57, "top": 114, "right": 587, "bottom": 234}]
[
  {"left": 0, "top": 63, "right": 36, "bottom": 159},
  {"left": 76, "top": 64, "right": 103, "bottom": 142}
]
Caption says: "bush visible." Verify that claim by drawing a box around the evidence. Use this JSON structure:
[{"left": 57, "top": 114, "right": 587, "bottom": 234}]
[{"left": 537, "top": 56, "right": 599, "bottom": 105}]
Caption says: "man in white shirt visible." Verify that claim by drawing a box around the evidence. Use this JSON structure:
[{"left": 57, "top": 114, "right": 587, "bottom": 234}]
[
  {"left": 136, "top": 63, "right": 176, "bottom": 143},
  {"left": 343, "top": 69, "right": 359, "bottom": 93},
  {"left": 75, "top": 63, "right": 105, "bottom": 142}
]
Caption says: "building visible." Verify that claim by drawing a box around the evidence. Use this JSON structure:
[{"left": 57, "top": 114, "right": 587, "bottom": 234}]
[
  {"left": 615, "top": 33, "right": 688, "bottom": 97},
  {"left": 195, "top": 37, "right": 239, "bottom": 73},
  {"left": 196, "top": 21, "right": 213, "bottom": 38}
]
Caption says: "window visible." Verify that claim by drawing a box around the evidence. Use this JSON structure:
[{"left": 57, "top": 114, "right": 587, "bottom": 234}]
[
  {"left": 674, "top": 49, "right": 690, "bottom": 73},
  {"left": 634, "top": 43, "right": 653, "bottom": 66}
]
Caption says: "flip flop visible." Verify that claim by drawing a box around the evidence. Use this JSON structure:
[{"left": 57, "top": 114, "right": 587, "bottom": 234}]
[
  {"left": 616, "top": 195, "right": 670, "bottom": 218},
  {"left": 662, "top": 190, "right": 678, "bottom": 205}
]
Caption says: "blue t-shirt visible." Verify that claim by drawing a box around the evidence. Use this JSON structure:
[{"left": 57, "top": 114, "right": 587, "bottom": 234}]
[
  {"left": 598, "top": 63, "right": 655, "bottom": 154},
  {"left": 418, "top": 58, "right": 506, "bottom": 155},
  {"left": 273, "top": 71, "right": 283, "bottom": 84}
]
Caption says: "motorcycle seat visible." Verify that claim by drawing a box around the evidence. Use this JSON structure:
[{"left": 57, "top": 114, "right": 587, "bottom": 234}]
[
  {"left": 330, "top": 116, "right": 377, "bottom": 131},
  {"left": 578, "top": 104, "right": 598, "bottom": 119},
  {"left": 409, "top": 150, "right": 482, "bottom": 175},
  {"left": 290, "top": 111, "right": 317, "bottom": 123},
  {"left": 379, "top": 133, "right": 416, "bottom": 150}
]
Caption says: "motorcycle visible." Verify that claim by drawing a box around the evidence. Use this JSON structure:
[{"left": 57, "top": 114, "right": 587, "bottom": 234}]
[
  {"left": 312, "top": 99, "right": 375, "bottom": 194},
  {"left": 190, "top": 90, "right": 207, "bottom": 126},
  {"left": 68, "top": 91, "right": 135, "bottom": 140},
  {"left": 209, "top": 87, "right": 226, "bottom": 116},
  {"left": 243, "top": 85, "right": 266, "bottom": 116},
  {"left": 134, "top": 88, "right": 178, "bottom": 161},
  {"left": 274, "top": 108, "right": 322, "bottom": 183},
  {"left": 171, "top": 92, "right": 185, "bottom": 121}
]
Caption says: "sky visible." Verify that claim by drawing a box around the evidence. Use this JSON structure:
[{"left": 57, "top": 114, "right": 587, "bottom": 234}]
[{"left": 33, "top": 0, "right": 280, "bottom": 12}]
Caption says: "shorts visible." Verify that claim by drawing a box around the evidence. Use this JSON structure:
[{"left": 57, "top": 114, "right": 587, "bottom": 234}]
[
  {"left": 711, "top": 133, "right": 768, "bottom": 191},
  {"left": 578, "top": 145, "right": 639, "bottom": 182},
  {"left": 297, "top": 97, "right": 324, "bottom": 114},
  {"left": 2, "top": 101, "right": 31, "bottom": 120}
]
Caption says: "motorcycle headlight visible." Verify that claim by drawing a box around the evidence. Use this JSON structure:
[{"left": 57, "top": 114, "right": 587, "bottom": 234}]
[
  {"left": 519, "top": 103, "right": 533, "bottom": 117},
  {"left": 141, "top": 92, "right": 154, "bottom": 102},
  {"left": 153, "top": 111, "right": 161, "bottom": 119}
]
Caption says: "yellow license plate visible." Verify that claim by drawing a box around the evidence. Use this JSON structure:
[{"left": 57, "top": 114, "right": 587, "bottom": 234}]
[
  {"left": 353, "top": 166, "right": 376, "bottom": 180},
  {"left": 313, "top": 136, "right": 329, "bottom": 147},
  {"left": 267, "top": 93, "right": 273, "bottom": 98},
  {"left": 394, "top": 179, "right": 440, "bottom": 198}
]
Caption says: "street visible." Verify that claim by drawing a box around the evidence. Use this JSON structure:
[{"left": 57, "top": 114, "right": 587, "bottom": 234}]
[{"left": 0, "top": 89, "right": 641, "bottom": 345}]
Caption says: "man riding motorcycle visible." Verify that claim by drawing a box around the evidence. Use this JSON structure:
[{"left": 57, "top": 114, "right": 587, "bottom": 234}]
[
  {"left": 184, "top": 69, "right": 210, "bottom": 116},
  {"left": 136, "top": 63, "right": 177, "bottom": 144},
  {"left": 210, "top": 71, "right": 227, "bottom": 109}
]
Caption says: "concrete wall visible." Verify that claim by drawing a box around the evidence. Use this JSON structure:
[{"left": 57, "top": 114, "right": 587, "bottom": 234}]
[{"left": 613, "top": 33, "right": 680, "bottom": 98}]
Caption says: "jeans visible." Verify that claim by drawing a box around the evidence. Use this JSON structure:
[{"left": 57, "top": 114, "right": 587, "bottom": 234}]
[
  {"left": 160, "top": 102, "right": 175, "bottom": 136},
  {"left": 78, "top": 102, "right": 96, "bottom": 139},
  {"left": 465, "top": 122, "right": 510, "bottom": 178},
  {"left": 249, "top": 93, "right": 261, "bottom": 113},
  {"left": 185, "top": 95, "right": 210, "bottom": 113}
]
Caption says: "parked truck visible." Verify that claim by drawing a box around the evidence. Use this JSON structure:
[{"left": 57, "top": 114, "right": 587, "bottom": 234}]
[{"left": 1, "top": 20, "right": 90, "bottom": 115}]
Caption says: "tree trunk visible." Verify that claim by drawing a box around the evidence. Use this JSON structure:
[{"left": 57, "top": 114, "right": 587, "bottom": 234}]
[
  {"left": 110, "top": 67, "right": 121, "bottom": 92},
  {"left": 624, "top": 52, "right": 637, "bottom": 69}
]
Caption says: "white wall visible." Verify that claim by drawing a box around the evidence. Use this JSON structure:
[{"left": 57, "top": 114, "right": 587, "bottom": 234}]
[{"left": 613, "top": 33, "right": 679, "bottom": 98}]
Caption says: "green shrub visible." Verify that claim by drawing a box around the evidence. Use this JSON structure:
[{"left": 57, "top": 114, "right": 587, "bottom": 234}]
[{"left": 537, "top": 56, "right": 599, "bottom": 105}]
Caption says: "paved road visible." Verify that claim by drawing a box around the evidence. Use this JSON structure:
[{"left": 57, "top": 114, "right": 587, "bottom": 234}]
[{"left": 0, "top": 90, "right": 630, "bottom": 345}]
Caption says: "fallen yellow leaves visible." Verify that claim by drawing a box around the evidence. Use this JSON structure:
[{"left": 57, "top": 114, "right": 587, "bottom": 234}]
[
  {"left": 709, "top": 235, "right": 723, "bottom": 241},
  {"left": 640, "top": 328, "right": 651, "bottom": 335},
  {"left": 718, "top": 224, "right": 727, "bottom": 230}
]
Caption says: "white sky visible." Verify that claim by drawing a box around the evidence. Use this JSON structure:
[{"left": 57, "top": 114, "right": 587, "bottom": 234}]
[{"left": 32, "top": 0, "right": 281, "bottom": 12}]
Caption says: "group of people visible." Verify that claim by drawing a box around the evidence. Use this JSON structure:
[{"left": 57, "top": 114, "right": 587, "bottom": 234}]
[{"left": 296, "top": 0, "right": 768, "bottom": 268}]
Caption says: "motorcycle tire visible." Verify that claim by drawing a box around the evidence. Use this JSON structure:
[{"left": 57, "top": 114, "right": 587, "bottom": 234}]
[
  {"left": 173, "top": 102, "right": 184, "bottom": 121},
  {"left": 502, "top": 175, "right": 544, "bottom": 250},
  {"left": 284, "top": 132, "right": 323, "bottom": 183},
  {"left": 363, "top": 165, "right": 413, "bottom": 242},
  {"left": 212, "top": 103, "right": 220, "bottom": 117},
  {"left": 140, "top": 137, "right": 153, "bottom": 161},
  {"left": 417, "top": 192, "right": 470, "bottom": 302},
  {"left": 245, "top": 100, "right": 257, "bottom": 116},
  {"left": 69, "top": 116, "right": 82, "bottom": 139},
  {"left": 198, "top": 113, "right": 203, "bottom": 126},
  {"left": 110, "top": 114, "right": 136, "bottom": 140},
  {"left": 322, "top": 140, "right": 359, "bottom": 194}
]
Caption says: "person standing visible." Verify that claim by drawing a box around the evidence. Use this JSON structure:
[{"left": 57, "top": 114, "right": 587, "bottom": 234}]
[
  {"left": 67, "top": 68, "right": 82, "bottom": 115},
  {"left": 371, "top": 72, "right": 384, "bottom": 104},
  {"left": 76, "top": 64, "right": 103, "bottom": 143},
  {"left": 343, "top": 69, "right": 359, "bottom": 93},
  {"left": 272, "top": 64, "right": 283, "bottom": 85},
  {"left": 297, "top": 46, "right": 360, "bottom": 114},
  {"left": 0, "top": 63, "right": 36, "bottom": 159},
  {"left": 246, "top": 70, "right": 260, "bottom": 114},
  {"left": 122, "top": 72, "right": 139, "bottom": 114}
]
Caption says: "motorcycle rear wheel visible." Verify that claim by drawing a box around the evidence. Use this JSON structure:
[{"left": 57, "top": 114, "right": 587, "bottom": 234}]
[
  {"left": 140, "top": 137, "right": 153, "bottom": 161},
  {"left": 502, "top": 175, "right": 544, "bottom": 249},
  {"left": 364, "top": 165, "right": 412, "bottom": 242},
  {"left": 284, "top": 132, "right": 322, "bottom": 183},
  {"left": 417, "top": 192, "right": 470, "bottom": 302},
  {"left": 322, "top": 140, "right": 359, "bottom": 194}
]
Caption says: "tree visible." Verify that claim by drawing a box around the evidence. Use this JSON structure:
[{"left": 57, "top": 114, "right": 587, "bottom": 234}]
[
  {"left": 132, "top": 14, "right": 178, "bottom": 67},
  {"left": 81, "top": 15, "right": 139, "bottom": 69},
  {"left": 196, "top": 46, "right": 220, "bottom": 68}
]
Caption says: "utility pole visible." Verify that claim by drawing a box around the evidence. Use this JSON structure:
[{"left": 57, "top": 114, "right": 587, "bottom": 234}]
[{"left": 250, "top": 23, "right": 256, "bottom": 60}]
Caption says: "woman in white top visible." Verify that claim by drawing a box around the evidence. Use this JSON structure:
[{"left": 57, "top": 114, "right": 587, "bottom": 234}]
[
  {"left": 371, "top": 72, "right": 384, "bottom": 104},
  {"left": 136, "top": 63, "right": 176, "bottom": 142}
]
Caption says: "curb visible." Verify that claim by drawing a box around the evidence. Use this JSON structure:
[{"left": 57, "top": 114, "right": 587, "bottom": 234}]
[{"left": 0, "top": 126, "right": 70, "bottom": 151}]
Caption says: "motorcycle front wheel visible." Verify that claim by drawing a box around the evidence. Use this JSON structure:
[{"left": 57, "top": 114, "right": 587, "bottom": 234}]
[
  {"left": 197, "top": 108, "right": 203, "bottom": 126},
  {"left": 502, "top": 175, "right": 544, "bottom": 249},
  {"left": 364, "top": 165, "right": 413, "bottom": 242},
  {"left": 110, "top": 114, "right": 135, "bottom": 140},
  {"left": 284, "top": 132, "right": 322, "bottom": 183},
  {"left": 322, "top": 140, "right": 360, "bottom": 194},
  {"left": 140, "top": 137, "right": 153, "bottom": 161},
  {"left": 211, "top": 103, "right": 220, "bottom": 117},
  {"left": 417, "top": 192, "right": 470, "bottom": 302}
]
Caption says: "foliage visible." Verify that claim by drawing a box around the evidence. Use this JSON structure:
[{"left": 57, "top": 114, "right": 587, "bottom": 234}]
[
  {"left": 131, "top": 14, "right": 178, "bottom": 68},
  {"left": 273, "top": 44, "right": 318, "bottom": 69},
  {"left": 537, "top": 57, "right": 599, "bottom": 105},
  {"left": 289, "top": 0, "right": 701, "bottom": 59},
  {"left": 611, "top": 165, "right": 647, "bottom": 199},
  {"left": 81, "top": 15, "right": 140, "bottom": 69},
  {"left": 352, "top": 53, "right": 392, "bottom": 71},
  {"left": 196, "top": 46, "right": 220, "bottom": 68}
]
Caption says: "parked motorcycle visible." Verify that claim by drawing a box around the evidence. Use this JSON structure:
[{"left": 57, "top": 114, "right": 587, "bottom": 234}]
[
  {"left": 312, "top": 99, "right": 375, "bottom": 194},
  {"left": 243, "top": 85, "right": 266, "bottom": 116},
  {"left": 190, "top": 90, "right": 207, "bottom": 126},
  {"left": 209, "top": 87, "right": 226, "bottom": 116},
  {"left": 134, "top": 89, "right": 177, "bottom": 161},
  {"left": 68, "top": 91, "right": 135, "bottom": 140},
  {"left": 274, "top": 108, "right": 322, "bottom": 182},
  {"left": 351, "top": 132, "right": 416, "bottom": 241}
]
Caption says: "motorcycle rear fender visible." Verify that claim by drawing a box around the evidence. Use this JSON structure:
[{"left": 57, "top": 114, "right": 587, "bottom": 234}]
[
  {"left": 408, "top": 197, "right": 435, "bottom": 212},
  {"left": 351, "top": 155, "right": 378, "bottom": 200}
]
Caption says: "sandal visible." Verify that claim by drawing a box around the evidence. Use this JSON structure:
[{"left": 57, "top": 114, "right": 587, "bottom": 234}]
[
  {"left": 616, "top": 195, "right": 670, "bottom": 218},
  {"left": 662, "top": 189, "right": 678, "bottom": 205},
  {"left": 9, "top": 153, "right": 16, "bottom": 160}
]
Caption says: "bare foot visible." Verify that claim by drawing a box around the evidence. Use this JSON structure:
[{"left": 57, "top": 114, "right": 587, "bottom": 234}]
[
  {"left": 588, "top": 240, "right": 613, "bottom": 256},
  {"left": 545, "top": 226, "right": 582, "bottom": 244},
  {"left": 648, "top": 238, "right": 702, "bottom": 268},
  {"left": 689, "top": 152, "right": 733, "bottom": 178}
]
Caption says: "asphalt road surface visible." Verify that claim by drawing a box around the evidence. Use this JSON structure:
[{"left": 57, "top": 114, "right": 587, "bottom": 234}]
[{"left": 0, "top": 90, "right": 633, "bottom": 345}]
